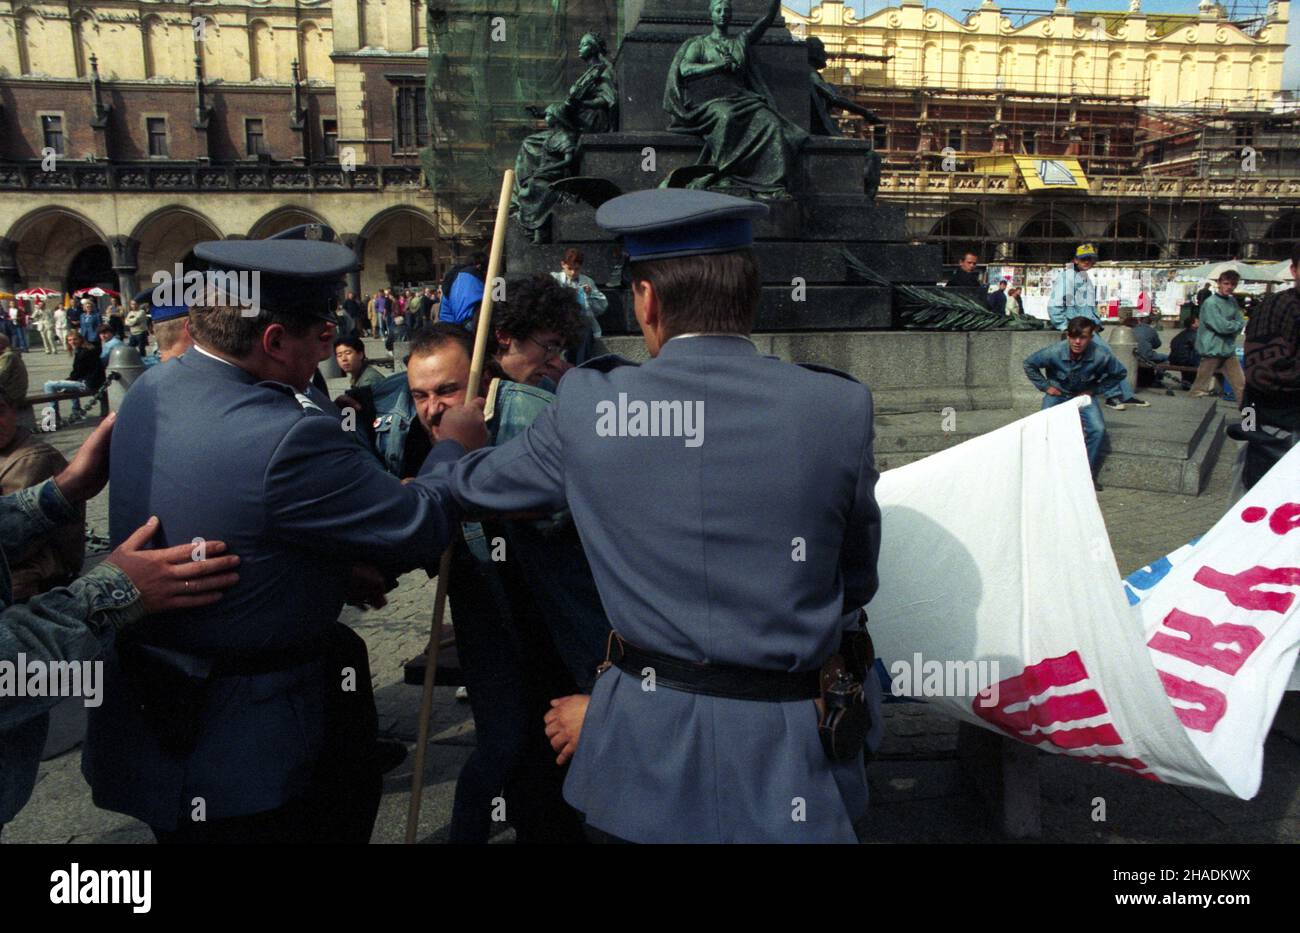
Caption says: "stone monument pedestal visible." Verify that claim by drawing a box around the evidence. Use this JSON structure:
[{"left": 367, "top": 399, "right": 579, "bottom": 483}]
[{"left": 505, "top": 0, "right": 943, "bottom": 333}]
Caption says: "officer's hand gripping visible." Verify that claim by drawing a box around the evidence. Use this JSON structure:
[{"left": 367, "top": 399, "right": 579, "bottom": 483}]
[{"left": 435, "top": 397, "right": 489, "bottom": 452}]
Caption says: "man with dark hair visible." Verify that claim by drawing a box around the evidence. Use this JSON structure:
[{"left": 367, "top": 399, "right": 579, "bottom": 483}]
[
  {"left": 987, "top": 279, "right": 1008, "bottom": 314},
  {"left": 84, "top": 225, "right": 486, "bottom": 845},
  {"left": 429, "top": 189, "right": 883, "bottom": 843},
  {"left": 340, "top": 290, "right": 603, "bottom": 843},
  {"left": 947, "top": 250, "right": 982, "bottom": 288},
  {"left": 1239, "top": 243, "right": 1300, "bottom": 488},
  {"left": 1169, "top": 314, "right": 1201, "bottom": 369},
  {"left": 1127, "top": 313, "right": 1168, "bottom": 388},
  {"left": 479, "top": 274, "right": 584, "bottom": 387},
  {"left": 1023, "top": 315, "right": 1128, "bottom": 488}
]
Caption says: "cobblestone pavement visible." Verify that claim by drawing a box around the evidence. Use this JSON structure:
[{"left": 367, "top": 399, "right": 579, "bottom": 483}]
[{"left": 5, "top": 346, "right": 1295, "bottom": 843}]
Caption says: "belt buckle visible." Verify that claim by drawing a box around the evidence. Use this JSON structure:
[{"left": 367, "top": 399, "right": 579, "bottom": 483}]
[{"left": 595, "top": 630, "right": 626, "bottom": 678}]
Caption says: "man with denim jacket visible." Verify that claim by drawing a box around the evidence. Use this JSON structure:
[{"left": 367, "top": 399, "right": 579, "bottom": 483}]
[
  {"left": 1, "top": 414, "right": 241, "bottom": 832},
  {"left": 340, "top": 289, "right": 610, "bottom": 843},
  {"left": 430, "top": 189, "right": 884, "bottom": 843},
  {"left": 1024, "top": 315, "right": 1128, "bottom": 488},
  {"left": 1047, "top": 244, "right": 1145, "bottom": 410}
]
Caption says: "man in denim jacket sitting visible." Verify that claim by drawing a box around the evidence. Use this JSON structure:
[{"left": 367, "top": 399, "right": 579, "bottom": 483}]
[
  {"left": 1024, "top": 315, "right": 1129, "bottom": 490},
  {"left": 340, "top": 278, "right": 612, "bottom": 843}
]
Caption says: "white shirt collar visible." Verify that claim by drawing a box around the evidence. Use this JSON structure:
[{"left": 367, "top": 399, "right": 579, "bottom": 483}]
[
  {"left": 192, "top": 343, "right": 238, "bottom": 368},
  {"left": 666, "top": 333, "right": 755, "bottom": 346}
]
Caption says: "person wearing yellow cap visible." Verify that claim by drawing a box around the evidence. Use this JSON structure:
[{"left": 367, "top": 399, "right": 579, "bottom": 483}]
[{"left": 1046, "top": 243, "right": 1148, "bottom": 410}]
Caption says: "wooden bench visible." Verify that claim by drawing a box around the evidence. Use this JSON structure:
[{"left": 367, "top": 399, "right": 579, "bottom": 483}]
[{"left": 25, "top": 388, "right": 109, "bottom": 431}]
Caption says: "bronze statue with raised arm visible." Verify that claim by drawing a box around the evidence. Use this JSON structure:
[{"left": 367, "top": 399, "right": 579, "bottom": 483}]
[{"left": 663, "top": 0, "right": 808, "bottom": 197}]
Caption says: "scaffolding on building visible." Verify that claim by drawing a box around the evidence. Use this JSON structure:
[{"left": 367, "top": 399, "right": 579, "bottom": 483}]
[{"left": 813, "top": 1, "right": 1296, "bottom": 265}]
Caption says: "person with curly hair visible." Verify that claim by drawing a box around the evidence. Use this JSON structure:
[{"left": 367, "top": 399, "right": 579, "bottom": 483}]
[{"left": 478, "top": 273, "right": 585, "bottom": 388}]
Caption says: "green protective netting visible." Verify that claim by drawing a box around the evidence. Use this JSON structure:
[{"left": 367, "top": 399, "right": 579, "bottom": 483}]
[{"left": 422, "top": 1, "right": 620, "bottom": 215}]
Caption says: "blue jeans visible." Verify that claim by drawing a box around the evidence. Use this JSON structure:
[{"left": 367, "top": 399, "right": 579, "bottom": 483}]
[
  {"left": 12, "top": 326, "right": 27, "bottom": 351},
  {"left": 1091, "top": 333, "right": 1134, "bottom": 400},
  {"left": 42, "top": 380, "right": 88, "bottom": 415},
  {"left": 1042, "top": 392, "right": 1106, "bottom": 471}
]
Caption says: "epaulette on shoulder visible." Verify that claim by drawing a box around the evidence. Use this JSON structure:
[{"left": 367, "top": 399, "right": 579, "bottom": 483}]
[
  {"left": 577, "top": 353, "right": 640, "bottom": 373},
  {"left": 796, "top": 362, "right": 861, "bottom": 384},
  {"left": 258, "top": 381, "right": 326, "bottom": 414}
]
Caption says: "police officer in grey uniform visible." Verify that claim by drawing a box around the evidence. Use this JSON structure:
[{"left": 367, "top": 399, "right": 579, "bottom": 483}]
[
  {"left": 428, "top": 190, "right": 883, "bottom": 843},
  {"left": 83, "top": 225, "right": 486, "bottom": 844}
]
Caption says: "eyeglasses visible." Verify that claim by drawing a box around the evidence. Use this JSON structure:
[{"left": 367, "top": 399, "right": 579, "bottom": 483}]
[{"left": 527, "top": 336, "right": 565, "bottom": 360}]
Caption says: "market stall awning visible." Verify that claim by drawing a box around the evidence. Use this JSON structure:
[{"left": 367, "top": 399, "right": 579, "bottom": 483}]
[
  {"left": 975, "top": 156, "right": 1090, "bottom": 192},
  {"left": 1175, "top": 260, "right": 1292, "bottom": 284}
]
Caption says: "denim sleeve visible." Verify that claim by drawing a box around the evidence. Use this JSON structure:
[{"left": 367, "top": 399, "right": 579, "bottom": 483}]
[
  {"left": 584, "top": 278, "right": 609, "bottom": 317},
  {"left": 1022, "top": 348, "right": 1053, "bottom": 392},
  {"left": 1097, "top": 351, "right": 1128, "bottom": 396},
  {"left": 421, "top": 399, "right": 567, "bottom": 515},
  {"left": 0, "top": 480, "right": 78, "bottom": 560},
  {"left": 0, "top": 561, "right": 143, "bottom": 729},
  {"left": 1047, "top": 272, "right": 1068, "bottom": 329}
]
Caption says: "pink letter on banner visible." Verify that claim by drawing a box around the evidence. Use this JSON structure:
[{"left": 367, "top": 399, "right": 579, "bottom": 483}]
[
  {"left": 1193, "top": 565, "right": 1300, "bottom": 615},
  {"left": 974, "top": 652, "right": 1133, "bottom": 756},
  {"left": 1157, "top": 671, "right": 1227, "bottom": 732},
  {"left": 1147, "top": 608, "right": 1265, "bottom": 676}
]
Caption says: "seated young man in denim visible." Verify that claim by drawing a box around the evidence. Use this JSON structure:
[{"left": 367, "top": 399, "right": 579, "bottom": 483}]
[{"left": 1023, "top": 315, "right": 1128, "bottom": 490}]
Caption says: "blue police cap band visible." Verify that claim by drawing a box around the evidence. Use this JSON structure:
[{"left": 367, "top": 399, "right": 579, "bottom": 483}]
[
  {"left": 132, "top": 286, "right": 189, "bottom": 323},
  {"left": 623, "top": 217, "right": 756, "bottom": 262},
  {"left": 150, "top": 305, "right": 188, "bottom": 323},
  {"left": 596, "top": 189, "right": 768, "bottom": 262}
]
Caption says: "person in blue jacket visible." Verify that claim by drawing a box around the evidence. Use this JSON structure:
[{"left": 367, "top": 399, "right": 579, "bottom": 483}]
[{"left": 1024, "top": 315, "right": 1128, "bottom": 488}]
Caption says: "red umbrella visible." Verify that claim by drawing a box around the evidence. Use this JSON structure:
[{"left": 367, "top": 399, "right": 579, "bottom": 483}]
[
  {"left": 73, "top": 286, "right": 120, "bottom": 299},
  {"left": 15, "top": 287, "right": 60, "bottom": 300}
]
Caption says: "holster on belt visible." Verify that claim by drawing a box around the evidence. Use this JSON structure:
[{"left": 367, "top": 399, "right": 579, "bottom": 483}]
[
  {"left": 117, "top": 640, "right": 212, "bottom": 759},
  {"left": 818, "top": 610, "right": 875, "bottom": 763},
  {"left": 116, "top": 631, "right": 336, "bottom": 760}
]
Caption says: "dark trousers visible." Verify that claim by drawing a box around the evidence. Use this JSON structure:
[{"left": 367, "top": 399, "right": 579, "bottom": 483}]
[
  {"left": 153, "top": 624, "right": 385, "bottom": 845},
  {"left": 1243, "top": 401, "right": 1299, "bottom": 491},
  {"left": 447, "top": 542, "right": 584, "bottom": 844},
  {"left": 151, "top": 772, "right": 382, "bottom": 844}
]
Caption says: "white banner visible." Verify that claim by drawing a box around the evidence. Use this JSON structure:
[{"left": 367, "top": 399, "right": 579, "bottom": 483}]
[{"left": 866, "top": 398, "right": 1300, "bottom": 798}]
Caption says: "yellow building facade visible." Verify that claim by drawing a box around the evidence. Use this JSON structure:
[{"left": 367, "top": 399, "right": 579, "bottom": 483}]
[
  {"left": 0, "top": 1, "right": 337, "bottom": 86},
  {"left": 783, "top": 0, "right": 1290, "bottom": 106}
]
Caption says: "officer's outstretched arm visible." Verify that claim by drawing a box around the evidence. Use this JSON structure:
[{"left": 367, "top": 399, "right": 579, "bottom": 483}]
[
  {"left": 419, "top": 399, "right": 566, "bottom": 516},
  {"left": 840, "top": 391, "right": 882, "bottom": 611},
  {"left": 264, "top": 414, "right": 463, "bottom": 573}
]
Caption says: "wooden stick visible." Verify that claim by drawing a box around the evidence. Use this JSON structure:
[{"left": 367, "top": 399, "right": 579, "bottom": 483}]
[{"left": 405, "top": 168, "right": 515, "bottom": 844}]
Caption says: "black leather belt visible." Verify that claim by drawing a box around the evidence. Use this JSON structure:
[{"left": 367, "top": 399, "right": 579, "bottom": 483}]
[
  {"left": 130, "top": 638, "right": 328, "bottom": 679},
  {"left": 606, "top": 634, "right": 821, "bottom": 702},
  {"left": 206, "top": 642, "right": 327, "bottom": 677}
]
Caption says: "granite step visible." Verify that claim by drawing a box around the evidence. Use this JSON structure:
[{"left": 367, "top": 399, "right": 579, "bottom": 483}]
[{"left": 873, "top": 396, "right": 1225, "bottom": 495}]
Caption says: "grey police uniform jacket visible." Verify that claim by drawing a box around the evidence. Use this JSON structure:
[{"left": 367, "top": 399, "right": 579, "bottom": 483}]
[
  {"left": 83, "top": 348, "right": 462, "bottom": 830},
  {"left": 422, "top": 335, "right": 882, "bottom": 842}
]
